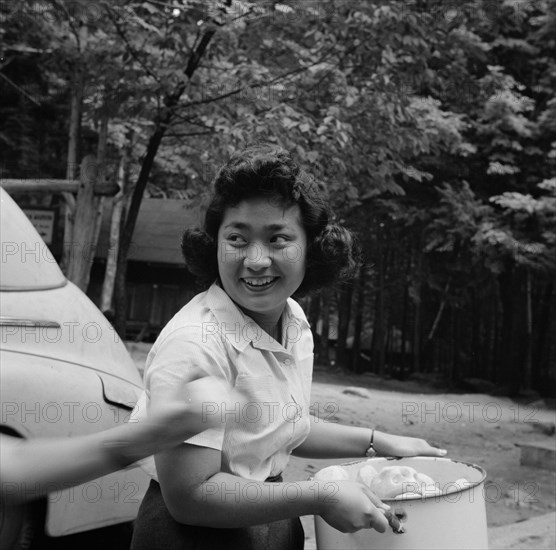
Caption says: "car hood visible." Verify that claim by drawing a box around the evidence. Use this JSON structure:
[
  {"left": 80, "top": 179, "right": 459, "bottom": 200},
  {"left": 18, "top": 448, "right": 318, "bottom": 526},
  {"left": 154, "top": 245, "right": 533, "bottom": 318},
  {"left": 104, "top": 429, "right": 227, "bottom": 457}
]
[{"left": 0, "top": 281, "right": 143, "bottom": 386}]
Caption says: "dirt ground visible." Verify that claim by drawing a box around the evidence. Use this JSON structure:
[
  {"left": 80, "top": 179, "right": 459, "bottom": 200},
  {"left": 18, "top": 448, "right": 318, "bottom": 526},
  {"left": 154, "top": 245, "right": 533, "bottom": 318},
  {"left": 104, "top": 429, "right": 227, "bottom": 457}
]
[
  {"left": 127, "top": 343, "right": 556, "bottom": 542},
  {"left": 279, "top": 367, "right": 556, "bottom": 548},
  {"left": 282, "top": 366, "right": 556, "bottom": 528}
]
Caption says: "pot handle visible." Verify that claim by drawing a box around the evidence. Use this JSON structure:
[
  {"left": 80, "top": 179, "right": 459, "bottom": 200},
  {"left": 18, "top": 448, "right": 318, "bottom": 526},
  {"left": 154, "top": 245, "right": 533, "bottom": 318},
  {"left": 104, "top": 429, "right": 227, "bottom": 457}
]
[{"left": 384, "top": 509, "right": 406, "bottom": 534}]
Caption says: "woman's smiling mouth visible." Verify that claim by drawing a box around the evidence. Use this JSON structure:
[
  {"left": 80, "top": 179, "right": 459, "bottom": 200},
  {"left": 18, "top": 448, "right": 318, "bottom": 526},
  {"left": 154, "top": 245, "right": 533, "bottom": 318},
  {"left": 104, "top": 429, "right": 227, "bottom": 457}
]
[{"left": 240, "top": 276, "right": 279, "bottom": 289}]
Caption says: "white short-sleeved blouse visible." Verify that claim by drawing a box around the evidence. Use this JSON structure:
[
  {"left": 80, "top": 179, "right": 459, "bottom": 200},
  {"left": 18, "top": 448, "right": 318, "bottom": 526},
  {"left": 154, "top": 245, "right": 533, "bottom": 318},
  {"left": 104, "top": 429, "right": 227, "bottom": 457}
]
[{"left": 131, "top": 282, "right": 314, "bottom": 481}]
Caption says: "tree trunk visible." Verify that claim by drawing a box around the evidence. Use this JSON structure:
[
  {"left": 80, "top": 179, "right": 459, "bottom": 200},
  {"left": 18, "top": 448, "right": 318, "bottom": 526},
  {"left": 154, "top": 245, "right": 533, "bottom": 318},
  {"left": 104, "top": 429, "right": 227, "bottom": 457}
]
[
  {"left": 100, "top": 132, "right": 133, "bottom": 314},
  {"left": 523, "top": 271, "right": 533, "bottom": 390},
  {"left": 65, "top": 156, "right": 98, "bottom": 290},
  {"left": 400, "top": 253, "right": 411, "bottom": 376},
  {"left": 92, "top": 112, "right": 110, "bottom": 237},
  {"left": 351, "top": 265, "right": 365, "bottom": 373},
  {"left": 99, "top": 196, "right": 124, "bottom": 314},
  {"left": 471, "top": 286, "right": 480, "bottom": 378},
  {"left": 81, "top": 112, "right": 110, "bottom": 293},
  {"left": 385, "top": 324, "right": 393, "bottom": 375},
  {"left": 113, "top": 29, "right": 216, "bottom": 338},
  {"left": 484, "top": 298, "right": 494, "bottom": 381},
  {"left": 532, "top": 281, "right": 553, "bottom": 388},
  {"left": 412, "top": 250, "right": 423, "bottom": 373},
  {"left": 498, "top": 268, "right": 521, "bottom": 395},
  {"left": 308, "top": 294, "right": 321, "bottom": 335},
  {"left": 61, "top": 24, "right": 87, "bottom": 273},
  {"left": 448, "top": 308, "right": 455, "bottom": 384},
  {"left": 427, "top": 294, "right": 448, "bottom": 342},
  {"left": 336, "top": 283, "right": 353, "bottom": 370},
  {"left": 113, "top": 124, "right": 166, "bottom": 338},
  {"left": 374, "top": 248, "right": 387, "bottom": 376},
  {"left": 491, "top": 300, "right": 500, "bottom": 383},
  {"left": 317, "top": 288, "right": 331, "bottom": 367}
]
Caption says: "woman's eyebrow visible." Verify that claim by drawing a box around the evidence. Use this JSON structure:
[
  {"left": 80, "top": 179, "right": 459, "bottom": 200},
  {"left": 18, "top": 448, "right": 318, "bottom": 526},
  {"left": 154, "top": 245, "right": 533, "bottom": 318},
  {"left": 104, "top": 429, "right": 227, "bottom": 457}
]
[{"left": 222, "top": 222, "right": 290, "bottom": 231}]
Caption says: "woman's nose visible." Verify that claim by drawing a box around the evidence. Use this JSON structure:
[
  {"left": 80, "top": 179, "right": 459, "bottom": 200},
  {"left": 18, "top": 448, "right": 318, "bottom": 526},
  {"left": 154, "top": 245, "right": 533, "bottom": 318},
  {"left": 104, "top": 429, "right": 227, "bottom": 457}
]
[{"left": 243, "top": 242, "right": 272, "bottom": 270}]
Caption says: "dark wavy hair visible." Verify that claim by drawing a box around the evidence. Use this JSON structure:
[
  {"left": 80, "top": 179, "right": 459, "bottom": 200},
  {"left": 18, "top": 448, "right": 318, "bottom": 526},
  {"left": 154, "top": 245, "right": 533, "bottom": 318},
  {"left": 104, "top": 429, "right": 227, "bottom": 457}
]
[{"left": 181, "top": 144, "right": 360, "bottom": 296}]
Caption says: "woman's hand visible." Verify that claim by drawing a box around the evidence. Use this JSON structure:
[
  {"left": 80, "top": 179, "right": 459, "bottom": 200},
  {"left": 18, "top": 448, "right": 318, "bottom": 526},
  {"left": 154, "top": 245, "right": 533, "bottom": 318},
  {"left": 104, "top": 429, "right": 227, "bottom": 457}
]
[
  {"left": 375, "top": 432, "right": 447, "bottom": 457},
  {"left": 318, "top": 480, "right": 390, "bottom": 534}
]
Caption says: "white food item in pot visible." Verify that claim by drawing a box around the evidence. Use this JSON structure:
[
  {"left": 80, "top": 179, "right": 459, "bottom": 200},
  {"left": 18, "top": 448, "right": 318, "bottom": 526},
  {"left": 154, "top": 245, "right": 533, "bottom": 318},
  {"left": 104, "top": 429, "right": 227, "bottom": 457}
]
[
  {"left": 445, "top": 478, "right": 470, "bottom": 494},
  {"left": 370, "top": 466, "right": 425, "bottom": 498},
  {"left": 370, "top": 466, "right": 445, "bottom": 498},
  {"left": 415, "top": 473, "right": 441, "bottom": 497},
  {"left": 315, "top": 463, "right": 467, "bottom": 500},
  {"left": 314, "top": 465, "right": 349, "bottom": 481},
  {"left": 415, "top": 472, "right": 435, "bottom": 486},
  {"left": 356, "top": 464, "right": 378, "bottom": 487}
]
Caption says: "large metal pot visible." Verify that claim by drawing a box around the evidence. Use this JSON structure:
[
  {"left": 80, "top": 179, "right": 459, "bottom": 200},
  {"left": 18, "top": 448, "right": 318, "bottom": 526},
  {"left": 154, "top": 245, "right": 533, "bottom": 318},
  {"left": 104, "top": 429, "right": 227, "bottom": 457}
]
[{"left": 314, "top": 457, "right": 488, "bottom": 550}]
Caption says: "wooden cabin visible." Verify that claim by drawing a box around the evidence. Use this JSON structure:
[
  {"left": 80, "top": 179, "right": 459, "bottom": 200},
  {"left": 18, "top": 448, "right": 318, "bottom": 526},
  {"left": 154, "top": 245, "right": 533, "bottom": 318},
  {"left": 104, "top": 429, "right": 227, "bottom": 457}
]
[{"left": 91, "top": 198, "right": 202, "bottom": 341}]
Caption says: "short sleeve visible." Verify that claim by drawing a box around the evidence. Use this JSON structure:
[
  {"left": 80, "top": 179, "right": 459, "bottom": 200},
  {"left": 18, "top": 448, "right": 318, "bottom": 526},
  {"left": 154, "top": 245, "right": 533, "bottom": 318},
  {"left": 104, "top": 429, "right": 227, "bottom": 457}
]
[{"left": 145, "top": 324, "right": 231, "bottom": 450}]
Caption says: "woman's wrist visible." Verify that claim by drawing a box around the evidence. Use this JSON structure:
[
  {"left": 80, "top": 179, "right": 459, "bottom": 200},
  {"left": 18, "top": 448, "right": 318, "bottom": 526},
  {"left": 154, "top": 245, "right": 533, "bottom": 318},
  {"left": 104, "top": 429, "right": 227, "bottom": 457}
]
[
  {"left": 364, "top": 428, "right": 377, "bottom": 458},
  {"left": 308, "top": 480, "right": 335, "bottom": 516},
  {"left": 371, "top": 430, "right": 386, "bottom": 457}
]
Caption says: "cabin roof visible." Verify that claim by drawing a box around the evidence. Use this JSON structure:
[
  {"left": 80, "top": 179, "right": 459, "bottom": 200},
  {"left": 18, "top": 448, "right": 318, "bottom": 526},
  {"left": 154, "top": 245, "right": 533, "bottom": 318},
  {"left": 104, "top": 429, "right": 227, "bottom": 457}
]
[{"left": 96, "top": 198, "right": 201, "bottom": 265}]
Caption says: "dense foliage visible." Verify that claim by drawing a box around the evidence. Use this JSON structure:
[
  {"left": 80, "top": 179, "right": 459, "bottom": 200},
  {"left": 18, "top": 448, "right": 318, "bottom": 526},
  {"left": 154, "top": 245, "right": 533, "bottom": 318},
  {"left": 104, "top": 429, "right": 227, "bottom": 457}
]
[{"left": 1, "top": 0, "right": 554, "bottom": 395}]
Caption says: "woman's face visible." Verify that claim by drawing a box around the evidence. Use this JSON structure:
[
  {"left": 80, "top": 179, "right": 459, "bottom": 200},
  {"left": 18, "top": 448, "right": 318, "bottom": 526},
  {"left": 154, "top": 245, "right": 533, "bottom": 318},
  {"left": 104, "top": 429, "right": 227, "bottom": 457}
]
[{"left": 217, "top": 197, "right": 307, "bottom": 326}]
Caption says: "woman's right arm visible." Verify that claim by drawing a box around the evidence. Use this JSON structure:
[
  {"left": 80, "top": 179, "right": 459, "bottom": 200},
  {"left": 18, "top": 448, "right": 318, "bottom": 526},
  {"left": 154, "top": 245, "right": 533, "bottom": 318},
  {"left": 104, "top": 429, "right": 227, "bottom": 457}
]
[
  {"left": 148, "top": 329, "right": 389, "bottom": 533},
  {"left": 155, "top": 443, "right": 389, "bottom": 533}
]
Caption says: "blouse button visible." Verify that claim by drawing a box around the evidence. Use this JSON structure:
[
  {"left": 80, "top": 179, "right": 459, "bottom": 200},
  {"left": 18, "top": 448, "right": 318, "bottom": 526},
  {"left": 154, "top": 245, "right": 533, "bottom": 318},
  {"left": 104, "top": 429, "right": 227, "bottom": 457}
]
[{"left": 283, "top": 359, "right": 291, "bottom": 366}]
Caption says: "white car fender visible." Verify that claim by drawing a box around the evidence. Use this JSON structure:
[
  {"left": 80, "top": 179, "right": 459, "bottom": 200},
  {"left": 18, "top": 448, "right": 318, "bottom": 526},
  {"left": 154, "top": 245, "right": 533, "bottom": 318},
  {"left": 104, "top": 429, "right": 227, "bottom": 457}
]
[
  {"left": 45, "top": 466, "right": 150, "bottom": 537},
  {"left": 1, "top": 351, "right": 151, "bottom": 536}
]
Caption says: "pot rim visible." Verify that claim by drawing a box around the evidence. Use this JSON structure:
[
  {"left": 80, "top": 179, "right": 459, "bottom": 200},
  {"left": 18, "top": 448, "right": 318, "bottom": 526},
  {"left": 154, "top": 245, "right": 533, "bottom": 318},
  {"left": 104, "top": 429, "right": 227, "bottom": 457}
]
[{"left": 319, "top": 456, "right": 488, "bottom": 502}]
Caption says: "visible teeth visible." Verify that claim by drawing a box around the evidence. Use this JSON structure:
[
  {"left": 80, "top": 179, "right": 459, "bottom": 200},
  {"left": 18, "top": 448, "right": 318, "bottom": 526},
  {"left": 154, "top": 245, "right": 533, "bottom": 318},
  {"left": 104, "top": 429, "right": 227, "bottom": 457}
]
[{"left": 243, "top": 277, "right": 275, "bottom": 287}]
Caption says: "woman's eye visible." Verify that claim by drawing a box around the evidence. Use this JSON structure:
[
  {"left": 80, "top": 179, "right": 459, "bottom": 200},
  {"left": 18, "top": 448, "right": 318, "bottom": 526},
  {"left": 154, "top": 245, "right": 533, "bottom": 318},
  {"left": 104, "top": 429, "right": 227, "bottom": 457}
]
[
  {"left": 227, "top": 235, "right": 247, "bottom": 245},
  {"left": 270, "top": 235, "right": 289, "bottom": 244}
]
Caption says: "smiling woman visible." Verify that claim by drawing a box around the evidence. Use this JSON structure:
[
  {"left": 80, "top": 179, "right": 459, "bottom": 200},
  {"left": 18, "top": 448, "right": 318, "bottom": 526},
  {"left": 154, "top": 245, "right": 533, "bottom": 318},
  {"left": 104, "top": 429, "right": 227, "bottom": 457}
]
[
  {"left": 216, "top": 198, "right": 308, "bottom": 340},
  {"left": 129, "top": 144, "right": 446, "bottom": 550},
  {"left": 181, "top": 144, "right": 359, "bottom": 296}
]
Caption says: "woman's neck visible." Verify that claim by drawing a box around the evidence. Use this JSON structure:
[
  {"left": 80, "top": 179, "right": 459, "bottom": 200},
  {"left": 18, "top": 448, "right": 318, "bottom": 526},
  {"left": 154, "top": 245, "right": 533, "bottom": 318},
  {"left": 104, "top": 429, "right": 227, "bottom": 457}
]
[{"left": 241, "top": 309, "right": 283, "bottom": 344}]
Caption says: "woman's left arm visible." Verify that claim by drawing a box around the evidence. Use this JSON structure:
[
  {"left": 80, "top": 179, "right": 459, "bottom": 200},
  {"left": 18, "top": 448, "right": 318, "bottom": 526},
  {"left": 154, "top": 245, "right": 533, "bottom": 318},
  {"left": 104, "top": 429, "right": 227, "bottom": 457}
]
[{"left": 293, "top": 416, "right": 446, "bottom": 459}]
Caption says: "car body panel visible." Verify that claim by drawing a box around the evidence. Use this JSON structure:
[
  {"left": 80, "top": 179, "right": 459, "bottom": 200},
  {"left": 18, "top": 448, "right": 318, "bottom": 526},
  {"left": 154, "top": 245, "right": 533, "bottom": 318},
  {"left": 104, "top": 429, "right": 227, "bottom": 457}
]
[
  {"left": 0, "top": 191, "right": 66, "bottom": 290},
  {"left": 45, "top": 467, "right": 149, "bottom": 536},
  {"left": 0, "top": 351, "right": 142, "bottom": 438},
  {"left": 0, "top": 351, "right": 150, "bottom": 536},
  {"left": 0, "top": 189, "right": 151, "bottom": 538},
  {"left": 0, "top": 283, "right": 142, "bottom": 385}
]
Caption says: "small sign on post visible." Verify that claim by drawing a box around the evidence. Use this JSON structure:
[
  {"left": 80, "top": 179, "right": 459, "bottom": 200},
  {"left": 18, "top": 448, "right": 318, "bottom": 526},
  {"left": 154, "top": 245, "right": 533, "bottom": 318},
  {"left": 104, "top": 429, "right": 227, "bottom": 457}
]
[{"left": 22, "top": 209, "right": 56, "bottom": 244}]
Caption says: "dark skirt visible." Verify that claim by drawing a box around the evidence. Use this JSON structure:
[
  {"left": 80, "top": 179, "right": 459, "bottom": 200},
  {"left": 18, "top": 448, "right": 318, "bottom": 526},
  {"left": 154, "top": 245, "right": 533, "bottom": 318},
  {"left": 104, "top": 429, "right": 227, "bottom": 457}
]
[{"left": 130, "top": 479, "right": 305, "bottom": 550}]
